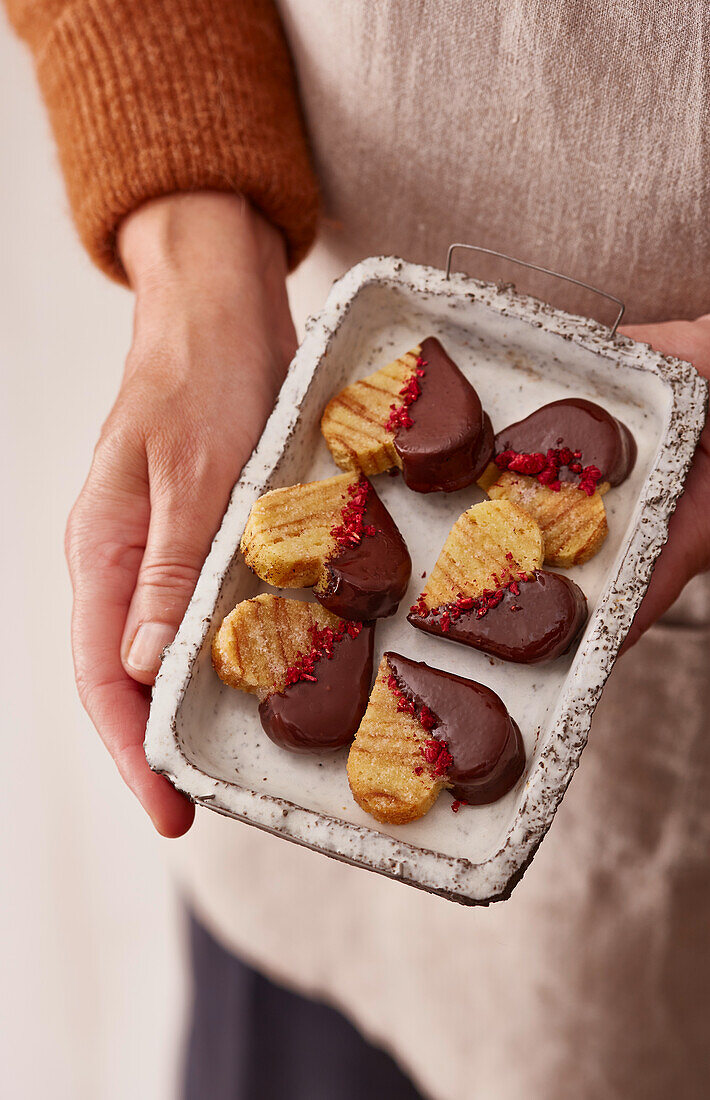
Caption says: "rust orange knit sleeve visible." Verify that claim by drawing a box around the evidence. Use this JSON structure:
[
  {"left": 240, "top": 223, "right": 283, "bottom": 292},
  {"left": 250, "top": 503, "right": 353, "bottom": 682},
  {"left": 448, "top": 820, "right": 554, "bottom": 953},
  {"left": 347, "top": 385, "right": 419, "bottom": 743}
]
[{"left": 5, "top": 0, "right": 319, "bottom": 279}]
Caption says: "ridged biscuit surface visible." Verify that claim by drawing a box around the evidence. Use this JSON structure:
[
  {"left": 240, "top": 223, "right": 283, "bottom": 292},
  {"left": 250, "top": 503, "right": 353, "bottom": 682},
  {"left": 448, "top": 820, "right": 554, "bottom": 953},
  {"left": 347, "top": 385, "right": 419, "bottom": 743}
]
[
  {"left": 486, "top": 472, "right": 608, "bottom": 567},
  {"left": 347, "top": 658, "right": 443, "bottom": 825},
  {"left": 212, "top": 594, "right": 344, "bottom": 697},
  {"left": 321, "top": 347, "right": 420, "bottom": 475},
  {"left": 240, "top": 472, "right": 357, "bottom": 588},
  {"left": 420, "top": 499, "right": 544, "bottom": 611}
]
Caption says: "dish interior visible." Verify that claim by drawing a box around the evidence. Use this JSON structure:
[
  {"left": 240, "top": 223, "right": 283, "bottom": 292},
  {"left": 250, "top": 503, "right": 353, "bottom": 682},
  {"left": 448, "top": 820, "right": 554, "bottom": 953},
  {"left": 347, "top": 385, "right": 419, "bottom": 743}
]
[{"left": 174, "top": 278, "right": 669, "bottom": 865}]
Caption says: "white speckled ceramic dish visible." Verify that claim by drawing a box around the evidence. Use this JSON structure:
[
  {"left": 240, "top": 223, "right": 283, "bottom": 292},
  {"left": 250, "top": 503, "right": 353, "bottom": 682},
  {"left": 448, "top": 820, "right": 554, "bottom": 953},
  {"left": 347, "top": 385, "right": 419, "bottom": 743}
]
[{"left": 144, "top": 257, "right": 707, "bottom": 905}]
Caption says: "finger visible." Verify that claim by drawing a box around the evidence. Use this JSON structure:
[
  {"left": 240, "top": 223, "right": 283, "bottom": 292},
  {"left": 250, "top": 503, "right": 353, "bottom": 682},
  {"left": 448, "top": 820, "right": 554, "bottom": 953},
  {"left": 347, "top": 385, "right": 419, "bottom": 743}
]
[
  {"left": 68, "top": 484, "right": 195, "bottom": 837},
  {"left": 616, "top": 319, "right": 710, "bottom": 651},
  {"left": 121, "top": 463, "right": 234, "bottom": 685},
  {"left": 619, "top": 317, "right": 710, "bottom": 375},
  {"left": 621, "top": 445, "right": 710, "bottom": 653},
  {"left": 621, "top": 519, "right": 698, "bottom": 653}
]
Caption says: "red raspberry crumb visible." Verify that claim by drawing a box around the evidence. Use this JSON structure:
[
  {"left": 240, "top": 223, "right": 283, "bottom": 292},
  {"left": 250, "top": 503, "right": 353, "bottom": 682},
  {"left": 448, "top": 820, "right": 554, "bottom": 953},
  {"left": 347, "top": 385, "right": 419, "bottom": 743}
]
[
  {"left": 495, "top": 449, "right": 517, "bottom": 471},
  {"left": 409, "top": 594, "right": 430, "bottom": 617},
  {"left": 508, "top": 451, "right": 546, "bottom": 476},
  {"left": 421, "top": 738, "right": 453, "bottom": 776},
  {"left": 331, "top": 478, "right": 378, "bottom": 550},
  {"left": 423, "top": 570, "right": 538, "bottom": 626},
  {"left": 282, "top": 619, "right": 363, "bottom": 687},
  {"left": 384, "top": 358, "right": 427, "bottom": 432},
  {"left": 385, "top": 668, "right": 443, "bottom": 743},
  {"left": 578, "top": 465, "right": 602, "bottom": 496},
  {"left": 493, "top": 442, "right": 601, "bottom": 494},
  {"left": 537, "top": 465, "right": 561, "bottom": 491},
  {"left": 419, "top": 705, "right": 437, "bottom": 731}
]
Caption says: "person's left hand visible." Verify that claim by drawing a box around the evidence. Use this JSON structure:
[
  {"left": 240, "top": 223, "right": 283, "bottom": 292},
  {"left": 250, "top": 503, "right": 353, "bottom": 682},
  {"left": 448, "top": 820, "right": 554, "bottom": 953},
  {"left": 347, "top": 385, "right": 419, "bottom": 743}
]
[
  {"left": 65, "top": 192, "right": 297, "bottom": 836},
  {"left": 617, "top": 314, "right": 710, "bottom": 650}
]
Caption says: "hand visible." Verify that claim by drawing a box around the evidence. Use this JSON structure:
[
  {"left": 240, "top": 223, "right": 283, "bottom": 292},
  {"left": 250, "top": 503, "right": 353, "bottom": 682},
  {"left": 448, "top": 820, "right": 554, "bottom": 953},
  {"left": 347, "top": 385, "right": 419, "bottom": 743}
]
[
  {"left": 65, "top": 193, "right": 296, "bottom": 835},
  {"left": 618, "top": 315, "right": 710, "bottom": 650}
]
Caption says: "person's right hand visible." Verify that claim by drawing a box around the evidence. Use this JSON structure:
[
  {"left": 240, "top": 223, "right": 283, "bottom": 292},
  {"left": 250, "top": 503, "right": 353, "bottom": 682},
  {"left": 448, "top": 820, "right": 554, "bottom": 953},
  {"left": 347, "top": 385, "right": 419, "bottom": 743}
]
[{"left": 65, "top": 192, "right": 297, "bottom": 836}]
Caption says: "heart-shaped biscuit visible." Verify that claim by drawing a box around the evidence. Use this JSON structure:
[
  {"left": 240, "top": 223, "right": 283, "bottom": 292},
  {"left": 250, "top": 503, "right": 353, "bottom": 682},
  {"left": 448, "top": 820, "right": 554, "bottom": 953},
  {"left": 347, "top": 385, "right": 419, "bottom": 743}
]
[
  {"left": 321, "top": 336, "right": 493, "bottom": 493},
  {"left": 477, "top": 396, "right": 635, "bottom": 567},
  {"left": 212, "top": 594, "right": 374, "bottom": 753},
  {"left": 347, "top": 652, "right": 525, "bottom": 824},
  {"left": 407, "top": 499, "right": 587, "bottom": 663},
  {"left": 240, "top": 473, "right": 411, "bottom": 620},
  {"left": 494, "top": 397, "right": 636, "bottom": 487}
]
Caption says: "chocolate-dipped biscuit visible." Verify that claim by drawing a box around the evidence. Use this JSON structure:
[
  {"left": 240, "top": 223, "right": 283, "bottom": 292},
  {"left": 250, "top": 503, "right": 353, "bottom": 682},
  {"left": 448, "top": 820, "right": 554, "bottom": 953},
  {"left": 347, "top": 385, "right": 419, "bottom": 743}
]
[
  {"left": 347, "top": 651, "right": 525, "bottom": 823},
  {"left": 212, "top": 594, "right": 375, "bottom": 755},
  {"left": 385, "top": 653, "right": 525, "bottom": 804},
  {"left": 321, "top": 337, "right": 494, "bottom": 493},
  {"left": 407, "top": 498, "right": 588, "bottom": 662},
  {"left": 392, "top": 336, "right": 494, "bottom": 493},
  {"left": 241, "top": 473, "right": 411, "bottom": 620},
  {"left": 317, "top": 481, "right": 411, "bottom": 620}
]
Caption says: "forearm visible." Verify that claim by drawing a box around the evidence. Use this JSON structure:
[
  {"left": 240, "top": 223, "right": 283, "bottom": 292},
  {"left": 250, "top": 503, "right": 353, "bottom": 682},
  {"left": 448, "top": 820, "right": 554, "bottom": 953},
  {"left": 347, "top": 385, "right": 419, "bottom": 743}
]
[
  {"left": 4, "top": 0, "right": 318, "bottom": 278},
  {"left": 118, "top": 191, "right": 296, "bottom": 397}
]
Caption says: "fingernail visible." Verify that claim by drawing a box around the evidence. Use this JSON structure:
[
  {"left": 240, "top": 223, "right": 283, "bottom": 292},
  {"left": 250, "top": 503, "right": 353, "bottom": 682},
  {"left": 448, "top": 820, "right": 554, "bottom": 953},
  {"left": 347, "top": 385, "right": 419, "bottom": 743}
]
[{"left": 126, "top": 622, "right": 176, "bottom": 675}]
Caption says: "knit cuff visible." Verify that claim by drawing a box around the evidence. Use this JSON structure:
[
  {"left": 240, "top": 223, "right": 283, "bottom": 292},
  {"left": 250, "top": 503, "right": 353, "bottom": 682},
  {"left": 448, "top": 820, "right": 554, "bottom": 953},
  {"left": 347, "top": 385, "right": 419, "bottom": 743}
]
[{"left": 29, "top": 0, "right": 319, "bottom": 279}]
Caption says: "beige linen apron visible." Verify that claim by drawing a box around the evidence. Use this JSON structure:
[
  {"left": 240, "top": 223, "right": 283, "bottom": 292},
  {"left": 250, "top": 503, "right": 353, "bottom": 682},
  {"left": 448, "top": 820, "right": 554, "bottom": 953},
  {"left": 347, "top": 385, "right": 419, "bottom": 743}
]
[{"left": 171, "top": 5, "right": 710, "bottom": 1096}]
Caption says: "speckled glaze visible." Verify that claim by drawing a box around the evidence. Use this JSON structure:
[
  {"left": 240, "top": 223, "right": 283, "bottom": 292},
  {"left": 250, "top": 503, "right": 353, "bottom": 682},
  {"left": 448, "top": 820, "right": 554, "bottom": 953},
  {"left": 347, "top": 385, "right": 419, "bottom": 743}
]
[{"left": 144, "top": 256, "right": 707, "bottom": 906}]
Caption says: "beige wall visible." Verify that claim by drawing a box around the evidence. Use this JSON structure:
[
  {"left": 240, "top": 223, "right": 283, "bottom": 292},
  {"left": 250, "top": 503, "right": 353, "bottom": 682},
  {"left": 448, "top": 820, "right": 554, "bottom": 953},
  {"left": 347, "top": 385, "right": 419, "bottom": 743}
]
[{"left": 0, "top": 24, "right": 186, "bottom": 1100}]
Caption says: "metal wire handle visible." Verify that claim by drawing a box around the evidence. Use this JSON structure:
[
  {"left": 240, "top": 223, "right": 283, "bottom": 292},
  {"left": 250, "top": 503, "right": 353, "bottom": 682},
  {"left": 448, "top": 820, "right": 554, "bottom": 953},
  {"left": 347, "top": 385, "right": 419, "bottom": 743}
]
[{"left": 445, "top": 243, "right": 625, "bottom": 337}]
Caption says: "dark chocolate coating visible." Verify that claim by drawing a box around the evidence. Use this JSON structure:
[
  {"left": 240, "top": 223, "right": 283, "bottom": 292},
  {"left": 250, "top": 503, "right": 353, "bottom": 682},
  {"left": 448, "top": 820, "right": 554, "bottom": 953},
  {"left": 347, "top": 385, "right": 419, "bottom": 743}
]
[
  {"left": 258, "top": 624, "right": 375, "bottom": 754},
  {"left": 408, "top": 570, "right": 587, "bottom": 664},
  {"left": 394, "top": 336, "right": 494, "bottom": 493},
  {"left": 317, "top": 480, "right": 411, "bottom": 620},
  {"left": 495, "top": 397, "right": 636, "bottom": 485},
  {"left": 385, "top": 653, "right": 525, "bottom": 804}
]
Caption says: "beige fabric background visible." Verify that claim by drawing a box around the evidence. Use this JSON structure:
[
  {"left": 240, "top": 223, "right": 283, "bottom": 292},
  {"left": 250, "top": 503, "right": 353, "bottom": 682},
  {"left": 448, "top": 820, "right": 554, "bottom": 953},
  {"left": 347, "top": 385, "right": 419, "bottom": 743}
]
[
  {"left": 279, "top": 0, "right": 710, "bottom": 325},
  {"left": 278, "top": 0, "right": 708, "bottom": 325}
]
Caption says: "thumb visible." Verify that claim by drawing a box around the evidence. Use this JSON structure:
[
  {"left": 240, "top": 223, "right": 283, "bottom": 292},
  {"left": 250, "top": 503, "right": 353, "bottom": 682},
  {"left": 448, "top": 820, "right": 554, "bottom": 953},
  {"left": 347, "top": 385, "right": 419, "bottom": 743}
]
[{"left": 121, "top": 484, "right": 226, "bottom": 685}]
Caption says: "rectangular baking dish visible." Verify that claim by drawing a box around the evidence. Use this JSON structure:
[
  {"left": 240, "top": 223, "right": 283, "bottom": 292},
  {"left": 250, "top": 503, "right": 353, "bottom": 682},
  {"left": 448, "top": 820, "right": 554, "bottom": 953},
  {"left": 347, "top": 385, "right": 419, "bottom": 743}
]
[{"left": 144, "top": 256, "right": 707, "bottom": 905}]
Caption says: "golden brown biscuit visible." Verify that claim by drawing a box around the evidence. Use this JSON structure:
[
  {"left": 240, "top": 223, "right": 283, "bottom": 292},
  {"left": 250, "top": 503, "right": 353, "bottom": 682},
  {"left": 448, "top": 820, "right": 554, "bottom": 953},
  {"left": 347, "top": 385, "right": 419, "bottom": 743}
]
[
  {"left": 240, "top": 473, "right": 411, "bottom": 620},
  {"left": 212, "top": 594, "right": 345, "bottom": 696},
  {"left": 322, "top": 337, "right": 495, "bottom": 494},
  {"left": 348, "top": 650, "right": 526, "bottom": 821},
  {"left": 241, "top": 472, "right": 356, "bottom": 589},
  {"left": 476, "top": 461, "right": 501, "bottom": 494},
  {"left": 320, "top": 347, "right": 421, "bottom": 476},
  {"left": 212, "top": 594, "right": 376, "bottom": 755},
  {"left": 347, "top": 656, "right": 444, "bottom": 825},
  {"left": 407, "top": 499, "right": 588, "bottom": 664},
  {"left": 486, "top": 472, "right": 608, "bottom": 567},
  {"left": 415, "top": 498, "right": 544, "bottom": 614}
]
